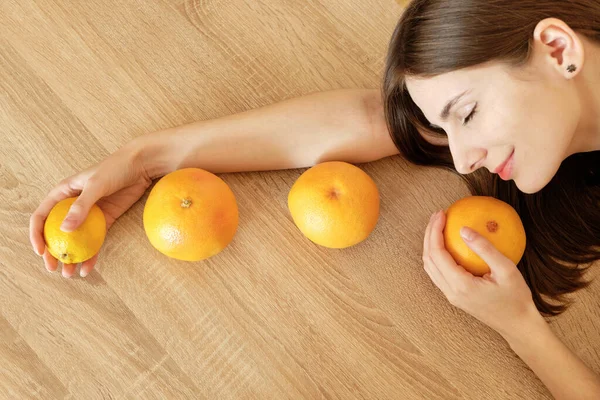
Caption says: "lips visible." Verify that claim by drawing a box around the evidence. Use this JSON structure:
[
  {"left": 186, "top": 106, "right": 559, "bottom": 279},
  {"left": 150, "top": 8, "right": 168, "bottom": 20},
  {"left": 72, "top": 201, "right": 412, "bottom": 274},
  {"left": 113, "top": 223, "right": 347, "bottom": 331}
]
[{"left": 494, "top": 150, "right": 515, "bottom": 180}]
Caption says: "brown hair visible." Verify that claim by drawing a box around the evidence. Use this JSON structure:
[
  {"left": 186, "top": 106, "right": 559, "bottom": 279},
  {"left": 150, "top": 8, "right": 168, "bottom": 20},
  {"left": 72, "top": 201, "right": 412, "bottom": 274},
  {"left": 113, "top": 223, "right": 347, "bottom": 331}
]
[{"left": 383, "top": 0, "right": 600, "bottom": 315}]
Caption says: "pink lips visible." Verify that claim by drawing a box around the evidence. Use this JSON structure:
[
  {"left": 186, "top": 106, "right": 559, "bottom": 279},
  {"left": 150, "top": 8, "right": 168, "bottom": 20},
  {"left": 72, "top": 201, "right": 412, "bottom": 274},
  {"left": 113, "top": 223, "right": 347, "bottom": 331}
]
[{"left": 494, "top": 150, "right": 515, "bottom": 181}]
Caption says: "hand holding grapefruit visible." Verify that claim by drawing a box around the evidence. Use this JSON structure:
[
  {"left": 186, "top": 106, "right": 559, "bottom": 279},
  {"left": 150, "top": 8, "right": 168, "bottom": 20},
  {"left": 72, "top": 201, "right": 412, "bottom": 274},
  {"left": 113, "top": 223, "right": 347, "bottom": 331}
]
[{"left": 443, "top": 196, "right": 526, "bottom": 276}]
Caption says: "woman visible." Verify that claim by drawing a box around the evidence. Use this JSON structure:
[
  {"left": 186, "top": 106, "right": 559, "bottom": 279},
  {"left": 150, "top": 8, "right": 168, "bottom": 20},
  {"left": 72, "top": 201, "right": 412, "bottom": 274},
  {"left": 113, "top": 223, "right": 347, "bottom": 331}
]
[{"left": 29, "top": 0, "right": 600, "bottom": 397}]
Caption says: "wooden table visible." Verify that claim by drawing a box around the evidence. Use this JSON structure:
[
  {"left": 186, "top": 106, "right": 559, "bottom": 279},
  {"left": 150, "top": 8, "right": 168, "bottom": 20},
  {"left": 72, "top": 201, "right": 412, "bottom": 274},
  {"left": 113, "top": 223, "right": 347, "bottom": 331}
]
[{"left": 1, "top": 0, "right": 599, "bottom": 398}]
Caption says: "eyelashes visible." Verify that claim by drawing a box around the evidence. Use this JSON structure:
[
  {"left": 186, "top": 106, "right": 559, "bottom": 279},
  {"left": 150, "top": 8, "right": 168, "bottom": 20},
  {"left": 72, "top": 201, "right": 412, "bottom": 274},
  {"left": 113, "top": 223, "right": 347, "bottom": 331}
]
[
  {"left": 427, "top": 102, "right": 478, "bottom": 135},
  {"left": 463, "top": 103, "right": 478, "bottom": 126}
]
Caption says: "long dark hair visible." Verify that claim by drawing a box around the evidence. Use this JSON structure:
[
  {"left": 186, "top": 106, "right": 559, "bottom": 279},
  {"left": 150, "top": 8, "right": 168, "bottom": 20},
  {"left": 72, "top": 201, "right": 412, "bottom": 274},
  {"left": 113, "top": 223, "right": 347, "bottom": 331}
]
[{"left": 383, "top": 0, "right": 600, "bottom": 315}]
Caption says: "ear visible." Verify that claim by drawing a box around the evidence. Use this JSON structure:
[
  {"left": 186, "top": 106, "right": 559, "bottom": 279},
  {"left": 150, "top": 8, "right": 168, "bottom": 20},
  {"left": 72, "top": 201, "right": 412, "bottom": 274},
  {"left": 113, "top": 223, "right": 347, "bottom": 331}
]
[{"left": 533, "top": 18, "right": 584, "bottom": 79}]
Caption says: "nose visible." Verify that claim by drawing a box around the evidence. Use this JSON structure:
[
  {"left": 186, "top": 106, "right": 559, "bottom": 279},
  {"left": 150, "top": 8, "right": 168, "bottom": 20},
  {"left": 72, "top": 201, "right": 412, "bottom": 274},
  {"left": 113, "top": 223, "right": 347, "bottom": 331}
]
[{"left": 448, "top": 134, "right": 487, "bottom": 175}]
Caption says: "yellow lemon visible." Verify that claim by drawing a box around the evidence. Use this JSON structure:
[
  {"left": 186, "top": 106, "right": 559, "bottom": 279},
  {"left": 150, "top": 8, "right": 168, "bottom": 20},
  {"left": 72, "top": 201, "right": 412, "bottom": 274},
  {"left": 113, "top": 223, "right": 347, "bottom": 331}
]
[{"left": 44, "top": 197, "right": 106, "bottom": 263}]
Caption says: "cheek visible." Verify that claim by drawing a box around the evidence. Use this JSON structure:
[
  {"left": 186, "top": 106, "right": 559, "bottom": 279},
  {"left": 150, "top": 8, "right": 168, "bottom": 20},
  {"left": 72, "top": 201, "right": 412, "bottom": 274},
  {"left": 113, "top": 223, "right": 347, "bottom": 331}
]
[
  {"left": 485, "top": 80, "right": 557, "bottom": 145},
  {"left": 512, "top": 98, "right": 578, "bottom": 193},
  {"left": 487, "top": 86, "right": 574, "bottom": 151},
  {"left": 523, "top": 95, "right": 577, "bottom": 155},
  {"left": 478, "top": 105, "right": 522, "bottom": 146}
]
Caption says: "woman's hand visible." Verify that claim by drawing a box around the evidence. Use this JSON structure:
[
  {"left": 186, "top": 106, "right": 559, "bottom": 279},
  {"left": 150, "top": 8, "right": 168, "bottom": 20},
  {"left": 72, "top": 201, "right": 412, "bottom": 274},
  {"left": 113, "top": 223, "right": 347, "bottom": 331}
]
[
  {"left": 423, "top": 211, "right": 600, "bottom": 398},
  {"left": 29, "top": 144, "right": 152, "bottom": 278},
  {"left": 422, "top": 210, "right": 539, "bottom": 337}
]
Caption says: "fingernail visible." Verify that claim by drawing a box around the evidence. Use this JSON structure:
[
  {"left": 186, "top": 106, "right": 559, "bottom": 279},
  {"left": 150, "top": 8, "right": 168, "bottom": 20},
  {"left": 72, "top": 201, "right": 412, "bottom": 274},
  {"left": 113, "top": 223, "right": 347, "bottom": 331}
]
[
  {"left": 460, "top": 226, "right": 476, "bottom": 241},
  {"left": 60, "top": 217, "right": 75, "bottom": 232},
  {"left": 80, "top": 270, "right": 88, "bottom": 278},
  {"left": 62, "top": 269, "right": 71, "bottom": 279}
]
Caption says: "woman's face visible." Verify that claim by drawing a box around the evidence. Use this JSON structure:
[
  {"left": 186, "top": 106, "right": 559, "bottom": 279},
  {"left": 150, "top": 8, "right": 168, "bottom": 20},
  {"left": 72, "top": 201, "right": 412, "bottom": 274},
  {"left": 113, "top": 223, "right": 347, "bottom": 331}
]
[{"left": 405, "top": 61, "right": 581, "bottom": 194}]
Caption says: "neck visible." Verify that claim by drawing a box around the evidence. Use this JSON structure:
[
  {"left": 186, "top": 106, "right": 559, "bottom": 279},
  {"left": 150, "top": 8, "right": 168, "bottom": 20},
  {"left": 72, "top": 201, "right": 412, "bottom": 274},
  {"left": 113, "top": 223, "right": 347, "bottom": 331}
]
[{"left": 571, "top": 37, "right": 600, "bottom": 155}]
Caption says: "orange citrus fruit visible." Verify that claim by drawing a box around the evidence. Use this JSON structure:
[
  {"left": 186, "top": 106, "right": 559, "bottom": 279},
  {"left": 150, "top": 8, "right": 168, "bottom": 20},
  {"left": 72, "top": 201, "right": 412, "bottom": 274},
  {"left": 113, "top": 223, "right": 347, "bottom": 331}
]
[
  {"left": 288, "top": 161, "right": 380, "bottom": 249},
  {"left": 44, "top": 197, "right": 106, "bottom": 264},
  {"left": 143, "top": 168, "right": 238, "bottom": 261},
  {"left": 443, "top": 196, "right": 526, "bottom": 276}
]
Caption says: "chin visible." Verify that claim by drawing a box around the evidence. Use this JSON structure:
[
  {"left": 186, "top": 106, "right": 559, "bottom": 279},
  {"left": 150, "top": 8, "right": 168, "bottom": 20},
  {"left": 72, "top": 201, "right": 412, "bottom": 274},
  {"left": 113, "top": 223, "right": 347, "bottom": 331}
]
[
  {"left": 512, "top": 151, "right": 567, "bottom": 194},
  {"left": 514, "top": 170, "right": 555, "bottom": 194},
  {"left": 515, "top": 181, "right": 543, "bottom": 194}
]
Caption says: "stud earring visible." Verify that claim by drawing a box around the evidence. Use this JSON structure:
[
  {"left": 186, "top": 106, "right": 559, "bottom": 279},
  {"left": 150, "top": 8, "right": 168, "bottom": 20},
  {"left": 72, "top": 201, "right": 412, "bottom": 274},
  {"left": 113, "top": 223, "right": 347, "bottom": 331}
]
[{"left": 567, "top": 64, "right": 577, "bottom": 73}]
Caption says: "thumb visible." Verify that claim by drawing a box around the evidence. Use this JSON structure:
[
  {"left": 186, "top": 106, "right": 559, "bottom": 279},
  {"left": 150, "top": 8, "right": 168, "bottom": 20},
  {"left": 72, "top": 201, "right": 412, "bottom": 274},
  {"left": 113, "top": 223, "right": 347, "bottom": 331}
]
[
  {"left": 460, "top": 226, "right": 516, "bottom": 276},
  {"left": 60, "top": 182, "right": 104, "bottom": 232}
]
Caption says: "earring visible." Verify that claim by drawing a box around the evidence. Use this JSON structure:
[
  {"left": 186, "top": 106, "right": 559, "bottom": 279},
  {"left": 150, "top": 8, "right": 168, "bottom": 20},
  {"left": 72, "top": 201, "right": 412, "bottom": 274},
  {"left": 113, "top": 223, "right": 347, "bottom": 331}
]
[{"left": 567, "top": 64, "right": 577, "bottom": 73}]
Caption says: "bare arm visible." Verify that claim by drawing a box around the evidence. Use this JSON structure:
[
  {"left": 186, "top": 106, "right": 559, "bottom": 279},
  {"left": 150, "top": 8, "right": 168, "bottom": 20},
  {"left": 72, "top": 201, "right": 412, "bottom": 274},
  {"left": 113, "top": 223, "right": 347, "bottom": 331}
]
[
  {"left": 30, "top": 88, "right": 397, "bottom": 277},
  {"left": 503, "top": 314, "right": 600, "bottom": 400},
  {"left": 422, "top": 213, "right": 600, "bottom": 400},
  {"left": 133, "top": 88, "right": 398, "bottom": 178}
]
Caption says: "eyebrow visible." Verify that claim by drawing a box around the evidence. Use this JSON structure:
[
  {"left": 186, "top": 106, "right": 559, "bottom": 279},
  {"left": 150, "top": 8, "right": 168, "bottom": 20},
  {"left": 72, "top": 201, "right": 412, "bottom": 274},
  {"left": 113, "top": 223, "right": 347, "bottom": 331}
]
[{"left": 439, "top": 90, "right": 469, "bottom": 122}]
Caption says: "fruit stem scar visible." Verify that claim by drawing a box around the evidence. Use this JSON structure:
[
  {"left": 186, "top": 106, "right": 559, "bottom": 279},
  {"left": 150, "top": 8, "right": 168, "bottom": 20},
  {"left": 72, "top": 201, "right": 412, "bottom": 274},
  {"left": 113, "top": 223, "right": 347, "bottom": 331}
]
[
  {"left": 486, "top": 221, "right": 499, "bottom": 233},
  {"left": 328, "top": 187, "right": 341, "bottom": 200},
  {"left": 181, "top": 198, "right": 193, "bottom": 208}
]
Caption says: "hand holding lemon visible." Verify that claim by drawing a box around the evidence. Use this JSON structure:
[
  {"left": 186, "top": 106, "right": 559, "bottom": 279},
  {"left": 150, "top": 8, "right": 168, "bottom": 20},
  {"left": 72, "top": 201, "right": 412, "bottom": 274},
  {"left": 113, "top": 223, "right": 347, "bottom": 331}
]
[
  {"left": 30, "top": 145, "right": 151, "bottom": 277},
  {"left": 44, "top": 197, "right": 107, "bottom": 264},
  {"left": 43, "top": 197, "right": 107, "bottom": 276}
]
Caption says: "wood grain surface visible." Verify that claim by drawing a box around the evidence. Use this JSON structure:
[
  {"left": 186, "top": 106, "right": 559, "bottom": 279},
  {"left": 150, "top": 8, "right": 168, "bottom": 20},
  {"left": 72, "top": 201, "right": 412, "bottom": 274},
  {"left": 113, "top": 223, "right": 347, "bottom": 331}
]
[{"left": 1, "top": 0, "right": 598, "bottom": 398}]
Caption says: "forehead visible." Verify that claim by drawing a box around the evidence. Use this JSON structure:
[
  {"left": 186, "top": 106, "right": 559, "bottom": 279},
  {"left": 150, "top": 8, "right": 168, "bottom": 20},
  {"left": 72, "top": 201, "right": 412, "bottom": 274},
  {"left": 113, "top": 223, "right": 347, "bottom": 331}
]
[{"left": 404, "top": 63, "right": 509, "bottom": 120}]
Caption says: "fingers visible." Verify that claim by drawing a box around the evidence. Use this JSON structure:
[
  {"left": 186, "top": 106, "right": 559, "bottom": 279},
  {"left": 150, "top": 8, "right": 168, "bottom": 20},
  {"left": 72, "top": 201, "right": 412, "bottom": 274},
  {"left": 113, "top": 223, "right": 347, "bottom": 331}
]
[
  {"left": 423, "top": 211, "right": 449, "bottom": 292},
  {"left": 424, "top": 258, "right": 449, "bottom": 293},
  {"left": 29, "top": 222, "right": 46, "bottom": 257},
  {"left": 60, "top": 178, "right": 106, "bottom": 232},
  {"left": 429, "top": 211, "right": 473, "bottom": 281},
  {"left": 422, "top": 212, "right": 434, "bottom": 260},
  {"left": 30, "top": 183, "right": 75, "bottom": 256},
  {"left": 32, "top": 170, "right": 104, "bottom": 278},
  {"left": 80, "top": 254, "right": 98, "bottom": 278},
  {"left": 43, "top": 250, "right": 98, "bottom": 279},
  {"left": 460, "top": 226, "right": 515, "bottom": 277},
  {"left": 43, "top": 248, "right": 58, "bottom": 272},
  {"left": 423, "top": 210, "right": 483, "bottom": 306},
  {"left": 61, "top": 263, "right": 77, "bottom": 278}
]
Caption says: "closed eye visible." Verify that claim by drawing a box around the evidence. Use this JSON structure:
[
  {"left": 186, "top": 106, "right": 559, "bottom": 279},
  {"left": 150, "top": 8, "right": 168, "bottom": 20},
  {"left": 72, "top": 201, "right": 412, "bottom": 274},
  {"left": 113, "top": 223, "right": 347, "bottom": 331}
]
[{"left": 463, "top": 103, "right": 478, "bottom": 126}]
